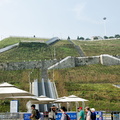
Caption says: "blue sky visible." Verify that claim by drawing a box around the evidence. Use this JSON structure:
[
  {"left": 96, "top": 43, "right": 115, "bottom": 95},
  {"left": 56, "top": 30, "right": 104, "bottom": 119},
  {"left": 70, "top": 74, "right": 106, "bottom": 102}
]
[{"left": 0, "top": 0, "right": 120, "bottom": 39}]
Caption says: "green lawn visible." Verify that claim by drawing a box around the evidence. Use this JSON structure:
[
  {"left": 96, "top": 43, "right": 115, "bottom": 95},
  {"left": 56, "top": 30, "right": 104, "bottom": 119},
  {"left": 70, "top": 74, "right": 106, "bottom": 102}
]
[
  {"left": 49, "top": 64, "right": 120, "bottom": 111},
  {"left": 0, "top": 64, "right": 120, "bottom": 112},
  {"left": 51, "top": 64, "right": 120, "bottom": 83},
  {"left": 72, "top": 39, "right": 120, "bottom": 56},
  {"left": 0, "top": 40, "right": 79, "bottom": 62},
  {"left": 0, "top": 37, "right": 49, "bottom": 49},
  {"left": 0, "top": 37, "right": 120, "bottom": 112},
  {"left": 0, "top": 68, "right": 40, "bottom": 112},
  {"left": 66, "top": 83, "right": 120, "bottom": 111}
]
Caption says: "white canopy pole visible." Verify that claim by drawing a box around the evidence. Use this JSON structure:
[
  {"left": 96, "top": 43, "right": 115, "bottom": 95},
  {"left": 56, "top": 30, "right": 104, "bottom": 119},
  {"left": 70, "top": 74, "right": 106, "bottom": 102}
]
[{"left": 82, "top": 101, "right": 85, "bottom": 110}]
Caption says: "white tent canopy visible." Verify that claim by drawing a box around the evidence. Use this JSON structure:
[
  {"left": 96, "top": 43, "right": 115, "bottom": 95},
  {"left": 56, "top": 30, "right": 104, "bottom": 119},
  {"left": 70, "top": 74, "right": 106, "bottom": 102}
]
[
  {"left": 0, "top": 82, "right": 14, "bottom": 87},
  {"left": 0, "top": 82, "right": 35, "bottom": 99},
  {"left": 7, "top": 96, "right": 37, "bottom": 99},
  {"left": 54, "top": 95, "right": 88, "bottom": 111},
  {"left": 67, "top": 95, "right": 88, "bottom": 102},
  {"left": 55, "top": 95, "right": 88, "bottom": 102},
  {"left": 26, "top": 95, "right": 56, "bottom": 112},
  {"left": 30, "top": 95, "right": 56, "bottom": 104}
]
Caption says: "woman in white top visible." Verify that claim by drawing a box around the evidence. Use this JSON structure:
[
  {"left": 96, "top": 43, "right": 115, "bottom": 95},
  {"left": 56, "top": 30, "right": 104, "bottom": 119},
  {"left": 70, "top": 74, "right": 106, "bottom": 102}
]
[
  {"left": 85, "top": 107, "right": 91, "bottom": 120},
  {"left": 48, "top": 106, "right": 57, "bottom": 120}
]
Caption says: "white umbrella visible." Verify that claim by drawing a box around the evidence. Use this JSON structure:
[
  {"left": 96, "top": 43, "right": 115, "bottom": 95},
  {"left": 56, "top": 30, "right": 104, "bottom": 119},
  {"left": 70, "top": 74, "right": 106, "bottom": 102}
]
[
  {"left": 67, "top": 95, "right": 88, "bottom": 111},
  {"left": 55, "top": 95, "right": 88, "bottom": 111},
  {"left": 30, "top": 95, "right": 56, "bottom": 104},
  {"left": 55, "top": 96, "right": 68, "bottom": 101},
  {"left": 0, "top": 82, "right": 35, "bottom": 99},
  {"left": 67, "top": 95, "right": 88, "bottom": 102},
  {"left": 55, "top": 95, "right": 88, "bottom": 102},
  {"left": 7, "top": 96, "right": 37, "bottom": 99}
]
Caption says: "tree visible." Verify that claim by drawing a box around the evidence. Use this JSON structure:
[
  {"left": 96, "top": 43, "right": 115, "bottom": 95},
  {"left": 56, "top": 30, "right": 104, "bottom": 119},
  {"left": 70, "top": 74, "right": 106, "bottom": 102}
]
[
  {"left": 77, "top": 36, "right": 80, "bottom": 40},
  {"left": 109, "top": 36, "right": 114, "bottom": 39},
  {"left": 115, "top": 34, "right": 120, "bottom": 38},
  {"left": 93, "top": 37, "right": 98, "bottom": 40},
  {"left": 104, "top": 36, "right": 108, "bottom": 39},
  {"left": 67, "top": 36, "right": 70, "bottom": 40},
  {"left": 86, "top": 38, "right": 90, "bottom": 40},
  {"left": 79, "top": 37, "right": 84, "bottom": 40}
]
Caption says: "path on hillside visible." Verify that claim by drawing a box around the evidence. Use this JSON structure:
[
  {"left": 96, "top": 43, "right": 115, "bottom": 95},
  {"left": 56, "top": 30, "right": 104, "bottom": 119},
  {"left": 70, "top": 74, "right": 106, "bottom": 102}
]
[
  {"left": 67, "top": 39, "right": 85, "bottom": 57},
  {"left": 0, "top": 43, "right": 19, "bottom": 53},
  {"left": 113, "top": 84, "right": 120, "bottom": 88}
]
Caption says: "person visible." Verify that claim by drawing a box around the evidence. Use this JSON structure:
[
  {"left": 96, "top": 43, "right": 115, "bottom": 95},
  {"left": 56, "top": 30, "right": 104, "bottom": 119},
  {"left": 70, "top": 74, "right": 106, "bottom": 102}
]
[
  {"left": 60, "top": 106, "right": 68, "bottom": 120},
  {"left": 48, "top": 105, "right": 57, "bottom": 120},
  {"left": 77, "top": 107, "right": 85, "bottom": 120},
  {"left": 90, "top": 108, "right": 96, "bottom": 120},
  {"left": 85, "top": 107, "right": 91, "bottom": 120},
  {"left": 30, "top": 104, "right": 37, "bottom": 120}
]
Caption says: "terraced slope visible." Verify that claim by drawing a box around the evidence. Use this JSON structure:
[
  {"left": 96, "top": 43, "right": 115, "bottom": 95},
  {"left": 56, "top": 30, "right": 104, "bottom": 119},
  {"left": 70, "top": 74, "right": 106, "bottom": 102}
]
[
  {"left": 0, "top": 40, "right": 79, "bottom": 62},
  {"left": 0, "top": 37, "right": 48, "bottom": 49},
  {"left": 49, "top": 64, "right": 120, "bottom": 111},
  {"left": 0, "top": 37, "right": 120, "bottom": 112},
  {"left": 72, "top": 39, "right": 120, "bottom": 56}
]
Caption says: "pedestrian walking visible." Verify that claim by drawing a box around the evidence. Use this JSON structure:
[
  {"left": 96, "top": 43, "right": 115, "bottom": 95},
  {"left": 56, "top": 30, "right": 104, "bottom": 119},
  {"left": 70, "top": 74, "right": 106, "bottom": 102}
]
[
  {"left": 60, "top": 106, "right": 70, "bottom": 120},
  {"left": 30, "top": 104, "right": 38, "bottom": 120},
  {"left": 48, "top": 105, "right": 57, "bottom": 120},
  {"left": 77, "top": 107, "right": 84, "bottom": 120},
  {"left": 85, "top": 107, "right": 91, "bottom": 120},
  {"left": 90, "top": 108, "right": 96, "bottom": 120}
]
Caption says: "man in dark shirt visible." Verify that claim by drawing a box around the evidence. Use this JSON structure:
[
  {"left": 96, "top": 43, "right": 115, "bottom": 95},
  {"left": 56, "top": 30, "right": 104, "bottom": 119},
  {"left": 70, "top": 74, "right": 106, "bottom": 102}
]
[
  {"left": 30, "top": 104, "right": 37, "bottom": 120},
  {"left": 91, "top": 108, "right": 96, "bottom": 120}
]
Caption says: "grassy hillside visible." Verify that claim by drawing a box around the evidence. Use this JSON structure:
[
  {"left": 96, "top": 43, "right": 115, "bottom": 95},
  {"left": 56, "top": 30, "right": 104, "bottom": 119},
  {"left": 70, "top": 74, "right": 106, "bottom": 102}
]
[
  {"left": 0, "top": 40, "right": 79, "bottom": 62},
  {"left": 72, "top": 39, "right": 120, "bottom": 56},
  {"left": 0, "top": 37, "right": 48, "bottom": 49},
  {"left": 48, "top": 64, "right": 120, "bottom": 111},
  {"left": 0, "top": 68, "right": 41, "bottom": 112},
  {"left": 0, "top": 37, "right": 120, "bottom": 112},
  {"left": 0, "top": 64, "right": 119, "bottom": 112}
]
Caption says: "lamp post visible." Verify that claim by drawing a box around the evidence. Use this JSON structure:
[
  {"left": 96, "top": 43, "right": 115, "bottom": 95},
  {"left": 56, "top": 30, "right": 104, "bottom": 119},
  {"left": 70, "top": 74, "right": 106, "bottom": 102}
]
[
  {"left": 53, "top": 47, "right": 56, "bottom": 82},
  {"left": 103, "top": 17, "right": 107, "bottom": 36},
  {"left": 28, "top": 71, "right": 32, "bottom": 93}
]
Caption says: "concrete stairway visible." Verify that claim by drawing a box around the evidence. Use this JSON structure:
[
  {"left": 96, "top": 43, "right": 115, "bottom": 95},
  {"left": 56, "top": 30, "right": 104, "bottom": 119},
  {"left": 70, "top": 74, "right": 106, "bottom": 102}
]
[{"left": 0, "top": 43, "right": 19, "bottom": 53}]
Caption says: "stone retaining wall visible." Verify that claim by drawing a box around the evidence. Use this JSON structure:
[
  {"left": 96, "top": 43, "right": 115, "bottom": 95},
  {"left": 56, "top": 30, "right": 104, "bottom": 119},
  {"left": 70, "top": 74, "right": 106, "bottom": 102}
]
[
  {"left": 0, "top": 54, "right": 120, "bottom": 71},
  {"left": 0, "top": 60, "right": 58, "bottom": 71}
]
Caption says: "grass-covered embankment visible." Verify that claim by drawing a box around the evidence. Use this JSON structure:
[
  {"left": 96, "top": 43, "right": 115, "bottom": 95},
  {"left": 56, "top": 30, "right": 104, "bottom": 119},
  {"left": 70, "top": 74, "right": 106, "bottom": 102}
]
[
  {"left": 0, "top": 37, "right": 120, "bottom": 112},
  {"left": 48, "top": 64, "right": 120, "bottom": 111},
  {"left": 0, "top": 40, "right": 79, "bottom": 62},
  {"left": 0, "top": 37, "right": 48, "bottom": 49},
  {"left": 0, "top": 68, "right": 40, "bottom": 112},
  {"left": 72, "top": 39, "right": 120, "bottom": 56}
]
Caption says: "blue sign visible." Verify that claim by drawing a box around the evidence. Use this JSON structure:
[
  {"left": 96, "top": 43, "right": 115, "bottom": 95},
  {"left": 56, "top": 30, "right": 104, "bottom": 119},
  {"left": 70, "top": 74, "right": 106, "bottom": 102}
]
[
  {"left": 95, "top": 111, "right": 103, "bottom": 120},
  {"left": 24, "top": 113, "right": 31, "bottom": 120},
  {"left": 56, "top": 112, "right": 77, "bottom": 120}
]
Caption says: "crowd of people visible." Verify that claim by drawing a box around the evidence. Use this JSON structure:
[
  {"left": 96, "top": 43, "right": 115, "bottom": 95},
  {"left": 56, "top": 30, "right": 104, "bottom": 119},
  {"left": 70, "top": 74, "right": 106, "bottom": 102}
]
[
  {"left": 30, "top": 104, "right": 96, "bottom": 120},
  {"left": 77, "top": 107, "right": 96, "bottom": 120}
]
